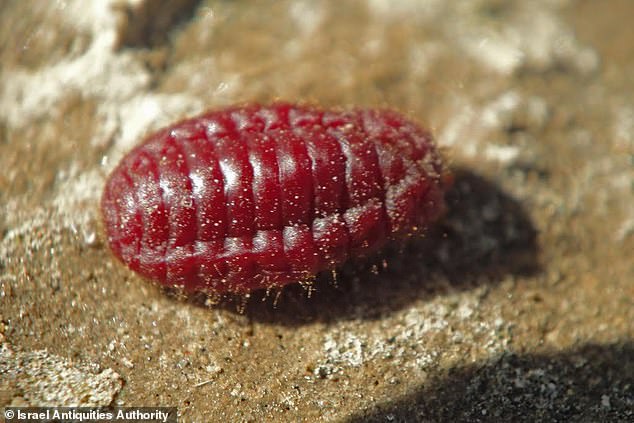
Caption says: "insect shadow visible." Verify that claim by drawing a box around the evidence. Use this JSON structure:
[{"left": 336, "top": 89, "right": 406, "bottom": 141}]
[
  {"left": 187, "top": 167, "right": 540, "bottom": 325},
  {"left": 346, "top": 341, "right": 634, "bottom": 422}
]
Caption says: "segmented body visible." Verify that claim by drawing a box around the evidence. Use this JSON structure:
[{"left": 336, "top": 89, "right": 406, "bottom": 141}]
[{"left": 101, "top": 103, "right": 446, "bottom": 293}]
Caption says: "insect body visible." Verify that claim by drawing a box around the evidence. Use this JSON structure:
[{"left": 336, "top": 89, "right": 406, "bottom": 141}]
[{"left": 101, "top": 103, "right": 447, "bottom": 294}]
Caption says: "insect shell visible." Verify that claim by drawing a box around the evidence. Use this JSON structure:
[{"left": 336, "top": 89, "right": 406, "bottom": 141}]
[{"left": 101, "top": 103, "right": 448, "bottom": 294}]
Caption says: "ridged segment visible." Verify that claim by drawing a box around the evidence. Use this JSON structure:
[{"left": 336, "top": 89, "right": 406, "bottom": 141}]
[
  {"left": 276, "top": 131, "right": 314, "bottom": 226},
  {"left": 102, "top": 103, "right": 446, "bottom": 294},
  {"left": 183, "top": 133, "right": 226, "bottom": 241},
  {"left": 130, "top": 148, "right": 168, "bottom": 281},
  {"left": 302, "top": 131, "right": 347, "bottom": 217},
  {"left": 103, "top": 168, "right": 142, "bottom": 268},
  {"left": 216, "top": 135, "right": 254, "bottom": 237},
  {"left": 247, "top": 134, "right": 283, "bottom": 230}
]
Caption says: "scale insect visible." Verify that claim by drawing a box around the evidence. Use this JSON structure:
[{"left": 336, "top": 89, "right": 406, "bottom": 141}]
[{"left": 101, "top": 103, "right": 448, "bottom": 294}]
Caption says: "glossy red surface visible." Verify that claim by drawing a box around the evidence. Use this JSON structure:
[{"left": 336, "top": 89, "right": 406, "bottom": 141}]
[{"left": 101, "top": 103, "right": 447, "bottom": 293}]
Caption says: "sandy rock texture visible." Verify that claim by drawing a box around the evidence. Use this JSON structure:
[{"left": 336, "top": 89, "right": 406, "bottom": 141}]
[{"left": 1, "top": 0, "right": 632, "bottom": 421}]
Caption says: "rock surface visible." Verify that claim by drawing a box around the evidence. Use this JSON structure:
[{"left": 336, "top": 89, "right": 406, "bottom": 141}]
[{"left": 1, "top": 0, "right": 632, "bottom": 421}]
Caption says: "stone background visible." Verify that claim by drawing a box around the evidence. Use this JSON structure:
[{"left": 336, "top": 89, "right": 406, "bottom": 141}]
[{"left": 1, "top": 0, "right": 632, "bottom": 421}]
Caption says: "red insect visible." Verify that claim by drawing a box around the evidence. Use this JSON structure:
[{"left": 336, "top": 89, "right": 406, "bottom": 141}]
[{"left": 101, "top": 103, "right": 447, "bottom": 294}]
